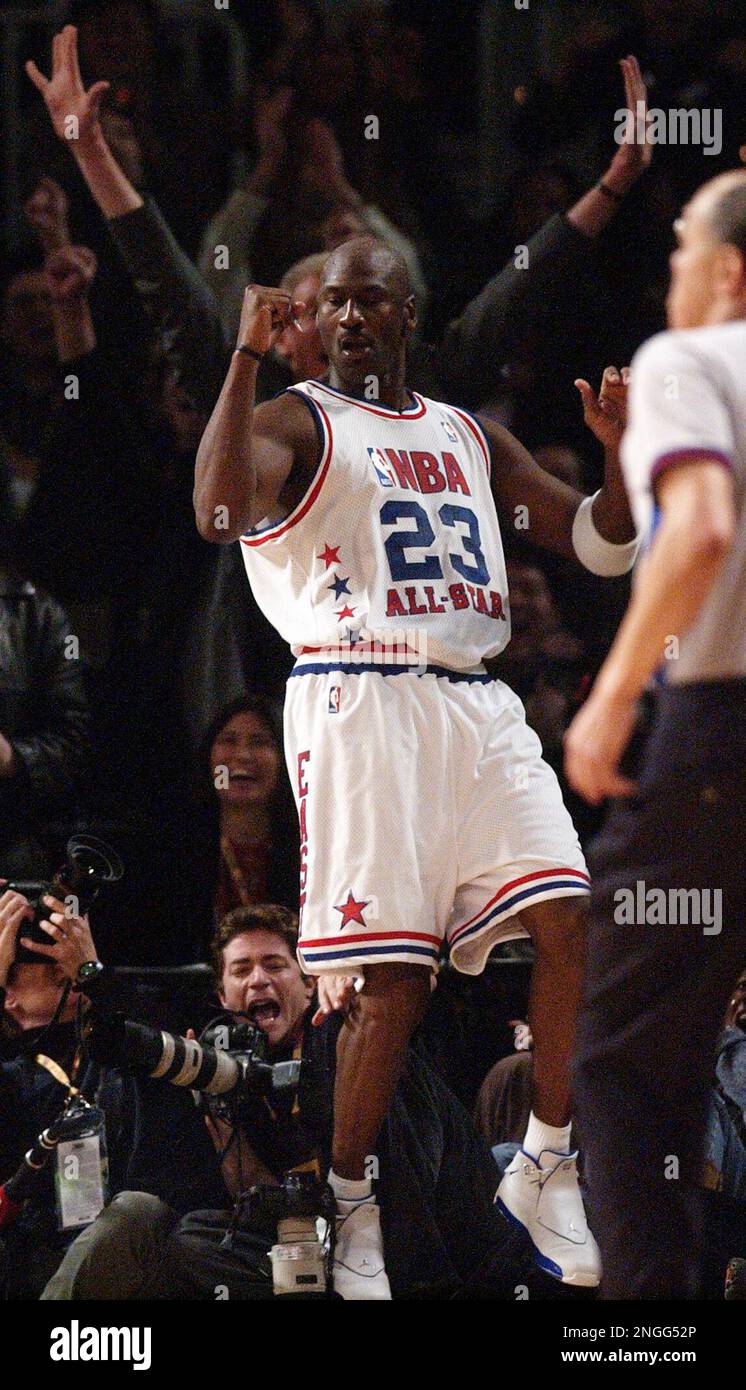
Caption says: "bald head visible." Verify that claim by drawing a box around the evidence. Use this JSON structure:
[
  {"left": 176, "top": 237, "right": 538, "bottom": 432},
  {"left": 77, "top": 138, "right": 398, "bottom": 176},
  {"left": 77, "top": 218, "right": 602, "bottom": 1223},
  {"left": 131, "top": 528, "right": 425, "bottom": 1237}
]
[
  {"left": 668, "top": 170, "right": 746, "bottom": 330},
  {"left": 693, "top": 170, "right": 746, "bottom": 257},
  {"left": 320, "top": 236, "right": 412, "bottom": 304},
  {"left": 315, "top": 235, "right": 417, "bottom": 404}
]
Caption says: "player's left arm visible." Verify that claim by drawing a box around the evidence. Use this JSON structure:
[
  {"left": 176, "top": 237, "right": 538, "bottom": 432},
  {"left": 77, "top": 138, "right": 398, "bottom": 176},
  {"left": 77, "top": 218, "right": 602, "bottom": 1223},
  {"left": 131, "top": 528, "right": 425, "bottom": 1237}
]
[{"left": 477, "top": 405, "right": 637, "bottom": 566}]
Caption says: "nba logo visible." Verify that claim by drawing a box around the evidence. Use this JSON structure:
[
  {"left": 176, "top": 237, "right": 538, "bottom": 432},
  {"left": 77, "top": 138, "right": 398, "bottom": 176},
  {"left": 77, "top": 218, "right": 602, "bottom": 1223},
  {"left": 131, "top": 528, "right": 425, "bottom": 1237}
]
[
  {"left": 441, "top": 418, "right": 459, "bottom": 444},
  {"left": 367, "top": 446, "right": 394, "bottom": 487},
  {"left": 328, "top": 685, "right": 341, "bottom": 714}
]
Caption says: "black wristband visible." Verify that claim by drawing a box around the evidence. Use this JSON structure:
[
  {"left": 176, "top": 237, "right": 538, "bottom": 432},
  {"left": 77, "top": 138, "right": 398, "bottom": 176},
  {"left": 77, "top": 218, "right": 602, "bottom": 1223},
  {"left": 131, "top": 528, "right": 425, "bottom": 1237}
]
[
  {"left": 597, "top": 181, "right": 624, "bottom": 204},
  {"left": 235, "top": 345, "right": 264, "bottom": 363}
]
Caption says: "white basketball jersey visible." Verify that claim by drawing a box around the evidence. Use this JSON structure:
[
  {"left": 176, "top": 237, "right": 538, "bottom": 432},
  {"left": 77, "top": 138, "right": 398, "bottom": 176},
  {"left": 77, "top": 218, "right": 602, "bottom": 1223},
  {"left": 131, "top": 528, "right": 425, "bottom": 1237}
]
[{"left": 239, "top": 380, "right": 511, "bottom": 671}]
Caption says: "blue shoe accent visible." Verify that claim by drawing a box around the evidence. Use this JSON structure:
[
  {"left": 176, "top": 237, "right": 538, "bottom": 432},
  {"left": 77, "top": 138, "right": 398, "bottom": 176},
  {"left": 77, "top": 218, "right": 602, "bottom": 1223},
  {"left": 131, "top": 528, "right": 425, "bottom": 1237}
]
[{"left": 494, "top": 1193, "right": 565, "bottom": 1282}]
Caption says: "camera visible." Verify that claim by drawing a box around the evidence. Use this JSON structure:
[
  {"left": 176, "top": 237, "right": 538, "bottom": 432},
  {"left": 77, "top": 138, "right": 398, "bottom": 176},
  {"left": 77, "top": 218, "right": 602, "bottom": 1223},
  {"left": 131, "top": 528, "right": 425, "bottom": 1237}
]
[
  {"left": 81, "top": 1003, "right": 303, "bottom": 1115},
  {"left": 8, "top": 834, "right": 124, "bottom": 964},
  {"left": 195, "top": 1013, "right": 303, "bottom": 1127},
  {"left": 234, "top": 1173, "right": 336, "bottom": 1297}
]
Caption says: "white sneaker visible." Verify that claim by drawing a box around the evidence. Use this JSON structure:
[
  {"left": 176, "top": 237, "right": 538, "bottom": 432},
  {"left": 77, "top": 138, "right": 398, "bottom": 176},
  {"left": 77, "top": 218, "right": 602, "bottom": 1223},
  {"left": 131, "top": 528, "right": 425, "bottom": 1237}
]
[
  {"left": 495, "top": 1148, "right": 601, "bottom": 1287},
  {"left": 333, "top": 1202, "right": 392, "bottom": 1300}
]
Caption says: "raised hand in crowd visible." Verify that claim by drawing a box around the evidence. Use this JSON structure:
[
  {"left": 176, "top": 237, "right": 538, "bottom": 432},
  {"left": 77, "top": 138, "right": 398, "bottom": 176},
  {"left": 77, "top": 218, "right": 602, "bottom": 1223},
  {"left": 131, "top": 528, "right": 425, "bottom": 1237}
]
[
  {"left": 26, "top": 25, "right": 141, "bottom": 221},
  {"left": 26, "top": 24, "right": 110, "bottom": 154},
  {"left": 24, "top": 177, "right": 71, "bottom": 255},
  {"left": 42, "top": 242, "right": 98, "bottom": 360},
  {"left": 301, "top": 118, "right": 360, "bottom": 208},
  {"left": 566, "top": 56, "right": 651, "bottom": 239},
  {"left": 605, "top": 55, "right": 653, "bottom": 196},
  {"left": 575, "top": 366, "right": 630, "bottom": 456},
  {"left": 248, "top": 85, "right": 293, "bottom": 195},
  {"left": 45, "top": 244, "right": 98, "bottom": 305}
]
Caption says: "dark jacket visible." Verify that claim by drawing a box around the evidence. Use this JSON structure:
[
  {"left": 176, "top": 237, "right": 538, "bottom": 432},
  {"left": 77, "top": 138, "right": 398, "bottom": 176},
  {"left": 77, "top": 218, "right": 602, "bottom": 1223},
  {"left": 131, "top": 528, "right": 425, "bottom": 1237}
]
[{"left": 0, "top": 570, "right": 90, "bottom": 856}]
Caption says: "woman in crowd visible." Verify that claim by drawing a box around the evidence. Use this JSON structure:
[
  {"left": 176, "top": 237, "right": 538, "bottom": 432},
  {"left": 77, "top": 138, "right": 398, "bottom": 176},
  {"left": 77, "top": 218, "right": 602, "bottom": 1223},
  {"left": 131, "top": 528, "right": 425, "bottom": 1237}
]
[{"left": 195, "top": 696, "right": 300, "bottom": 942}]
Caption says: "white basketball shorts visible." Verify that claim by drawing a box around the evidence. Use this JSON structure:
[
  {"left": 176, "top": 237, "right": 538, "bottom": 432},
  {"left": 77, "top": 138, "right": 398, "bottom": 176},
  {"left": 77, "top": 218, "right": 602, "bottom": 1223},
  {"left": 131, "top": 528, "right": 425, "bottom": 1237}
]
[{"left": 284, "top": 659, "right": 589, "bottom": 976}]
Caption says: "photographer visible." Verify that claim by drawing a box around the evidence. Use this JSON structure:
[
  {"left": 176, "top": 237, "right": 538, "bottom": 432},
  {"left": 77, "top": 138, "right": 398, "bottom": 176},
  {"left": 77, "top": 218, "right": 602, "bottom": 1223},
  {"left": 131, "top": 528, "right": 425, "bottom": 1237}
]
[
  {"left": 0, "top": 880, "right": 103, "bottom": 1295},
  {"left": 0, "top": 881, "right": 225, "bottom": 1298},
  {"left": 0, "top": 879, "right": 95, "bottom": 1048},
  {"left": 42, "top": 903, "right": 532, "bottom": 1300}
]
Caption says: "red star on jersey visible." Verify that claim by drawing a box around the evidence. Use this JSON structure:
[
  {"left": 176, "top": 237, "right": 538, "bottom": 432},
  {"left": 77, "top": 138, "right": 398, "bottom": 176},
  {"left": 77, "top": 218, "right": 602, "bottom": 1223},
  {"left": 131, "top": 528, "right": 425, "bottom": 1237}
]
[
  {"left": 318, "top": 543, "right": 341, "bottom": 568},
  {"left": 335, "top": 605, "right": 356, "bottom": 622},
  {"left": 334, "top": 891, "right": 370, "bottom": 929}
]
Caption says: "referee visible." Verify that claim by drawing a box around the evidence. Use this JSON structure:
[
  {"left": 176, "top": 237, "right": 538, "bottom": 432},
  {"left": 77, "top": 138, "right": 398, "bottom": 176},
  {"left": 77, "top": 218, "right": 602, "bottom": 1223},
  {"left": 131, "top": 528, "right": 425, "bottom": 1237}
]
[{"left": 565, "top": 169, "right": 746, "bottom": 1298}]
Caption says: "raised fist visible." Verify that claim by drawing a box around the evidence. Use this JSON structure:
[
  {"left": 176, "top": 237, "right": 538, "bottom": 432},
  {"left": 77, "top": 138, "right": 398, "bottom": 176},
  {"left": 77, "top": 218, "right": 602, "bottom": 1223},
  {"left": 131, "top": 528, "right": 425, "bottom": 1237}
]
[
  {"left": 237, "top": 284, "right": 292, "bottom": 355},
  {"left": 45, "top": 243, "right": 98, "bottom": 303}
]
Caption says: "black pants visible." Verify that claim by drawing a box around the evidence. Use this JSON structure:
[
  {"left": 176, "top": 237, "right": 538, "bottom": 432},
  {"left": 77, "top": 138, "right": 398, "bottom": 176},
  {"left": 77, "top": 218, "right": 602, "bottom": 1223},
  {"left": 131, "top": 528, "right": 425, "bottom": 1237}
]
[{"left": 573, "top": 679, "right": 746, "bottom": 1299}]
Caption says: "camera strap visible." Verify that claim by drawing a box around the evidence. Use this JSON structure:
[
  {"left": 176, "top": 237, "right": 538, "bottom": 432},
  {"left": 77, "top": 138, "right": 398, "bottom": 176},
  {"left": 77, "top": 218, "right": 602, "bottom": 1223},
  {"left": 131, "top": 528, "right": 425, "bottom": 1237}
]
[{"left": 34, "top": 1053, "right": 78, "bottom": 1093}]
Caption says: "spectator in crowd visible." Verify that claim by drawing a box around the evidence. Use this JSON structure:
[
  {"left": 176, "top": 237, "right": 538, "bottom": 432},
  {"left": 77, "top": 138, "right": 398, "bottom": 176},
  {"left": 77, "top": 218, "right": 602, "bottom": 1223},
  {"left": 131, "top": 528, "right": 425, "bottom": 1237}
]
[
  {"left": 26, "top": 32, "right": 654, "bottom": 421},
  {"left": 8, "top": 238, "right": 152, "bottom": 673},
  {"left": 207, "top": 699, "right": 298, "bottom": 922},
  {"left": 199, "top": 102, "right": 428, "bottom": 339},
  {"left": 272, "top": 251, "right": 330, "bottom": 383},
  {"left": 0, "top": 569, "right": 90, "bottom": 878},
  {"left": 41, "top": 903, "right": 534, "bottom": 1300},
  {"left": 0, "top": 251, "right": 60, "bottom": 535},
  {"left": 490, "top": 556, "right": 586, "bottom": 770},
  {"left": 22, "top": 0, "right": 236, "bottom": 257},
  {"left": 236, "top": 1, "right": 325, "bottom": 91},
  {"left": 1, "top": 229, "right": 219, "bottom": 962},
  {"left": 25, "top": 25, "right": 290, "bottom": 757},
  {"left": 174, "top": 697, "right": 300, "bottom": 959}
]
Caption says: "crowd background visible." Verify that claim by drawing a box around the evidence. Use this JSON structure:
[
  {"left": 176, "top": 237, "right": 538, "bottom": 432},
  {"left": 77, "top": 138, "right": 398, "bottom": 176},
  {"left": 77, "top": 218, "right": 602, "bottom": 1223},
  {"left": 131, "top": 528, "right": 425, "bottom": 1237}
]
[{"left": 1, "top": 1, "right": 746, "bottom": 1292}]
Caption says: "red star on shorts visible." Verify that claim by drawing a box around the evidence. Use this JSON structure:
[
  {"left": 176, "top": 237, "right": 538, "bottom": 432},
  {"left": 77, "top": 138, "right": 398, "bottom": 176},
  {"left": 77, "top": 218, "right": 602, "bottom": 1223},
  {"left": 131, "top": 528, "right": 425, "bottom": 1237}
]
[
  {"left": 335, "top": 605, "right": 356, "bottom": 622},
  {"left": 318, "top": 543, "right": 341, "bottom": 568},
  {"left": 334, "top": 891, "right": 370, "bottom": 929}
]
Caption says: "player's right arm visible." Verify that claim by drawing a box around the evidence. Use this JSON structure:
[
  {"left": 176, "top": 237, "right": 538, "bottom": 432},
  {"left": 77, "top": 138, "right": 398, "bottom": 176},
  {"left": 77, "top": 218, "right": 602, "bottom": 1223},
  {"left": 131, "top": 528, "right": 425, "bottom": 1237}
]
[{"left": 194, "top": 286, "right": 320, "bottom": 542}]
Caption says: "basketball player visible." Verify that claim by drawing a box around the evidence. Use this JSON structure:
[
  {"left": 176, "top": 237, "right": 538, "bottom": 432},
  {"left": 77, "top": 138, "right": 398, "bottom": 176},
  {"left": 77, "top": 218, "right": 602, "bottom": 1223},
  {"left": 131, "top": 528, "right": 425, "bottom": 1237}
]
[
  {"left": 565, "top": 170, "right": 746, "bottom": 1298},
  {"left": 195, "top": 237, "right": 639, "bottom": 1297}
]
